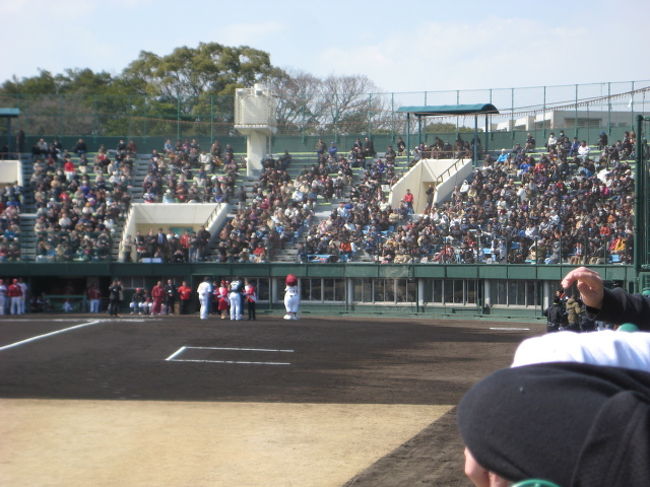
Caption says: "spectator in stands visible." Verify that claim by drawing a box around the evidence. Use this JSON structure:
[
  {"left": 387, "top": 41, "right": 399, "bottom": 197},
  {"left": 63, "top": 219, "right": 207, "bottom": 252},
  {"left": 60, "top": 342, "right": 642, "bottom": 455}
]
[
  {"left": 577, "top": 140, "right": 590, "bottom": 161},
  {"left": 30, "top": 144, "right": 131, "bottom": 263},
  {"left": 63, "top": 157, "right": 76, "bottom": 181},
  {"left": 546, "top": 132, "right": 557, "bottom": 151},
  {"left": 402, "top": 189, "right": 414, "bottom": 213},
  {"left": 425, "top": 184, "right": 435, "bottom": 212},
  {"left": 363, "top": 137, "right": 376, "bottom": 157},
  {"left": 396, "top": 137, "right": 406, "bottom": 155},
  {"left": 314, "top": 139, "right": 326, "bottom": 156},
  {"left": 0, "top": 185, "right": 22, "bottom": 262},
  {"left": 496, "top": 148, "right": 509, "bottom": 164},
  {"left": 525, "top": 133, "right": 536, "bottom": 151},
  {"left": 73, "top": 138, "right": 88, "bottom": 156}
]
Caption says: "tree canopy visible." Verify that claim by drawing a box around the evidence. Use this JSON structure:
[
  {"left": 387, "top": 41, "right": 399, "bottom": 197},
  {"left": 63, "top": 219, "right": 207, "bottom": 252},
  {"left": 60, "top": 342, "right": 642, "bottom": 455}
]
[{"left": 0, "top": 43, "right": 395, "bottom": 137}]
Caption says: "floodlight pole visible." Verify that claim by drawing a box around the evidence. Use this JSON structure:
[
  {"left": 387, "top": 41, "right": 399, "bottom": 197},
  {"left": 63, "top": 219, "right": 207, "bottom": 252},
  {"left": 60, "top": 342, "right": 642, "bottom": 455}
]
[
  {"left": 406, "top": 113, "right": 411, "bottom": 165},
  {"left": 473, "top": 115, "right": 478, "bottom": 164}
]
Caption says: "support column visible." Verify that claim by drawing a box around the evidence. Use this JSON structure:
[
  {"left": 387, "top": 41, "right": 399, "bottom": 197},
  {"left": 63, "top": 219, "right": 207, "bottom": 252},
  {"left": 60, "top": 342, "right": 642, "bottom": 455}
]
[
  {"left": 346, "top": 278, "right": 354, "bottom": 311},
  {"left": 542, "top": 281, "right": 551, "bottom": 311},
  {"left": 271, "top": 277, "right": 278, "bottom": 309},
  {"left": 483, "top": 280, "right": 491, "bottom": 309},
  {"left": 417, "top": 279, "right": 425, "bottom": 310},
  {"left": 244, "top": 131, "right": 269, "bottom": 177}
]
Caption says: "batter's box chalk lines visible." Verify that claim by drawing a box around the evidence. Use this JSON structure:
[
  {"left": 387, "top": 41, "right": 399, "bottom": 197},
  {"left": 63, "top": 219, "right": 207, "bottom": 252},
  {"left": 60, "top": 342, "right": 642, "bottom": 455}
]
[
  {"left": 0, "top": 319, "right": 103, "bottom": 352},
  {"left": 165, "top": 345, "right": 294, "bottom": 366}
]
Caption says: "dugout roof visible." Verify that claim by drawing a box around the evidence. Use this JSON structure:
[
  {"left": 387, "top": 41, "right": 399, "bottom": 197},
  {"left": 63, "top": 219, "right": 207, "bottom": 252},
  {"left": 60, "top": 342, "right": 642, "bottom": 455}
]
[
  {"left": 396, "top": 103, "right": 499, "bottom": 116},
  {"left": 0, "top": 108, "right": 20, "bottom": 118}
]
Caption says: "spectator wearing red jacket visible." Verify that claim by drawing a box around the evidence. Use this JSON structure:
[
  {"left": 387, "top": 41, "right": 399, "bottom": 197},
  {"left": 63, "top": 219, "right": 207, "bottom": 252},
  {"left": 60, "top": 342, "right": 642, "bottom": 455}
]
[{"left": 402, "top": 188, "right": 414, "bottom": 213}]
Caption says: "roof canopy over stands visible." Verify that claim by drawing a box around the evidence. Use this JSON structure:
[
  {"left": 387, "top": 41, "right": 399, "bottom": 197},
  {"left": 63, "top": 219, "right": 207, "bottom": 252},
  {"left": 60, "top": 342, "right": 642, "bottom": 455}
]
[
  {"left": 397, "top": 103, "right": 500, "bottom": 163},
  {"left": 396, "top": 103, "right": 499, "bottom": 117},
  {"left": 0, "top": 108, "right": 20, "bottom": 157}
]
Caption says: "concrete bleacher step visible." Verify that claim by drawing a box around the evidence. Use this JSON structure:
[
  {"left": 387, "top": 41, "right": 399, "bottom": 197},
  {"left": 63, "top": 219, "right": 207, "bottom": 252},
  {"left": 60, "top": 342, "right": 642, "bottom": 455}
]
[
  {"left": 18, "top": 213, "right": 37, "bottom": 259},
  {"left": 16, "top": 152, "right": 142, "bottom": 262}
]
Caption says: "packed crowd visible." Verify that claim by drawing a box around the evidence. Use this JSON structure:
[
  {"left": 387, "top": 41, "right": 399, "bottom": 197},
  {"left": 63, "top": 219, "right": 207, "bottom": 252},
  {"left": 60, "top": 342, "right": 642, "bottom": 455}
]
[
  {"left": 142, "top": 139, "right": 242, "bottom": 204},
  {"left": 301, "top": 149, "right": 403, "bottom": 262},
  {"left": 213, "top": 155, "right": 315, "bottom": 263},
  {"left": 0, "top": 182, "right": 23, "bottom": 261},
  {"left": 130, "top": 226, "right": 211, "bottom": 263},
  {"left": 30, "top": 140, "right": 133, "bottom": 262},
  {"left": 12, "top": 130, "right": 643, "bottom": 266},
  {"left": 297, "top": 132, "right": 637, "bottom": 265},
  {"left": 381, "top": 133, "right": 636, "bottom": 264}
]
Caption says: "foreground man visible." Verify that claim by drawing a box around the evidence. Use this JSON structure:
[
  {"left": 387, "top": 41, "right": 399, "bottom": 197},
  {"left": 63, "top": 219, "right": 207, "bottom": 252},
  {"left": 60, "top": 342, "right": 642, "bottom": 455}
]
[{"left": 459, "top": 266, "right": 650, "bottom": 486}]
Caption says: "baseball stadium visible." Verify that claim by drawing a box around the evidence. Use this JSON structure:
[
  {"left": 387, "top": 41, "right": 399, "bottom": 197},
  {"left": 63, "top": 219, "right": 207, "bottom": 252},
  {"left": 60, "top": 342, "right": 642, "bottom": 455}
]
[{"left": 1, "top": 69, "right": 650, "bottom": 486}]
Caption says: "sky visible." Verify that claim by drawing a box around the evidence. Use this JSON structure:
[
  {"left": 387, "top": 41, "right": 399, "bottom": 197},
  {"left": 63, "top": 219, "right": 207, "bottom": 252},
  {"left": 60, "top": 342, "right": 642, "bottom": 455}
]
[{"left": 2, "top": 0, "right": 649, "bottom": 97}]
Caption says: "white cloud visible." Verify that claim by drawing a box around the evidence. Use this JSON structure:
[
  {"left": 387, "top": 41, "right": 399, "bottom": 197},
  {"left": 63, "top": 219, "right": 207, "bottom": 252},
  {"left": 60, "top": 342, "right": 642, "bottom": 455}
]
[
  {"left": 218, "top": 21, "right": 286, "bottom": 47},
  {"left": 315, "top": 15, "right": 646, "bottom": 94}
]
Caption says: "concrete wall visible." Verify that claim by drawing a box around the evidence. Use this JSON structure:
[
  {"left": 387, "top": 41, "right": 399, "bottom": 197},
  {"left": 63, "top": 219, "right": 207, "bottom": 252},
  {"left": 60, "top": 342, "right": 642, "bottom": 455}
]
[
  {"left": 0, "top": 160, "right": 23, "bottom": 186},
  {"left": 119, "top": 202, "right": 229, "bottom": 261},
  {"left": 389, "top": 158, "right": 473, "bottom": 213}
]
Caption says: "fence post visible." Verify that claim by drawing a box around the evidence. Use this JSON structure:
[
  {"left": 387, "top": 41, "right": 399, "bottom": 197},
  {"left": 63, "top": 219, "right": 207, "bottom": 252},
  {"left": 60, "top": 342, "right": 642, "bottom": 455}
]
[
  {"left": 176, "top": 96, "right": 181, "bottom": 142},
  {"left": 210, "top": 95, "right": 214, "bottom": 144},
  {"left": 574, "top": 84, "right": 579, "bottom": 139},
  {"left": 607, "top": 82, "right": 612, "bottom": 137}
]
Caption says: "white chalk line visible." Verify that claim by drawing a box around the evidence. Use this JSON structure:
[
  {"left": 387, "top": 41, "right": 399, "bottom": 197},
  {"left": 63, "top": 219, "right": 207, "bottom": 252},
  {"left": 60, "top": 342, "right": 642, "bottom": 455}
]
[
  {"left": 489, "top": 327, "right": 531, "bottom": 331},
  {"left": 186, "top": 346, "right": 294, "bottom": 353},
  {"left": 170, "top": 358, "right": 291, "bottom": 366},
  {"left": 0, "top": 318, "right": 158, "bottom": 323},
  {"left": 165, "top": 346, "right": 188, "bottom": 361},
  {"left": 0, "top": 319, "right": 103, "bottom": 351},
  {"left": 166, "top": 345, "right": 294, "bottom": 366}
]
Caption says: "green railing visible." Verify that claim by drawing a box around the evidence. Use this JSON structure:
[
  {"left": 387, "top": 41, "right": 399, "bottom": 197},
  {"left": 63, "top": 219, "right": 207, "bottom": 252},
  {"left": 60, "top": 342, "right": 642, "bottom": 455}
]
[{"left": 1, "top": 80, "right": 648, "bottom": 153}]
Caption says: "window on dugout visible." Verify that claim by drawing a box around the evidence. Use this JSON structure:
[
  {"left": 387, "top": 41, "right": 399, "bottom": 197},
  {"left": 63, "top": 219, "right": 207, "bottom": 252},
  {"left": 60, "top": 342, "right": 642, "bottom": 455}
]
[
  {"left": 300, "top": 278, "right": 345, "bottom": 302},
  {"left": 428, "top": 279, "right": 478, "bottom": 306},
  {"left": 352, "top": 278, "right": 416, "bottom": 303},
  {"left": 490, "top": 279, "right": 539, "bottom": 307}
]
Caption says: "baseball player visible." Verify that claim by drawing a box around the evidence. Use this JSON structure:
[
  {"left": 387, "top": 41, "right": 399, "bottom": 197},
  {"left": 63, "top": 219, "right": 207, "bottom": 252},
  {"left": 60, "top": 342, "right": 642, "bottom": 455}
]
[
  {"left": 283, "top": 274, "right": 300, "bottom": 320},
  {"left": 196, "top": 277, "right": 212, "bottom": 320}
]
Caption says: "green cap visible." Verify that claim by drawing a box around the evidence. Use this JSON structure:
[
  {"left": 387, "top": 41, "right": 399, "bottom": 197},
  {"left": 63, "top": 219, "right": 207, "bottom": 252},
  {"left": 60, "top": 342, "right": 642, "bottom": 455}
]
[
  {"left": 617, "top": 323, "right": 639, "bottom": 332},
  {"left": 512, "top": 480, "right": 562, "bottom": 487}
]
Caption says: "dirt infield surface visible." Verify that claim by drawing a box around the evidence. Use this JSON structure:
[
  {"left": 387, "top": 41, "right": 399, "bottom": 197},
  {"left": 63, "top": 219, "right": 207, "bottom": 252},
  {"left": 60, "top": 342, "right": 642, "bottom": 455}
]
[{"left": 0, "top": 314, "right": 543, "bottom": 486}]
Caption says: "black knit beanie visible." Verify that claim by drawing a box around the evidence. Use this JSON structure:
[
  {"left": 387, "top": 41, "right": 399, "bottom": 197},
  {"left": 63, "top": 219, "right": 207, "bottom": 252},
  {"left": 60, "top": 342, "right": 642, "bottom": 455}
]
[{"left": 457, "top": 362, "right": 650, "bottom": 486}]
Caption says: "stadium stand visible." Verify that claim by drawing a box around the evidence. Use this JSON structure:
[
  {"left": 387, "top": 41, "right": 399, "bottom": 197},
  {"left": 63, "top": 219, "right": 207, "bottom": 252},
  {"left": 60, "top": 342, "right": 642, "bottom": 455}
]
[
  {"left": 5, "top": 128, "right": 638, "bottom": 268},
  {"left": 0, "top": 181, "right": 22, "bottom": 262}
]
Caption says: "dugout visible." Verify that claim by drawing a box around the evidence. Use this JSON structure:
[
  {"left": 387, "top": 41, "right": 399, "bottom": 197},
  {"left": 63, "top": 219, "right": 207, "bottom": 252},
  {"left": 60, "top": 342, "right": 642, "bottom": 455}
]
[{"left": 1, "top": 262, "right": 635, "bottom": 321}]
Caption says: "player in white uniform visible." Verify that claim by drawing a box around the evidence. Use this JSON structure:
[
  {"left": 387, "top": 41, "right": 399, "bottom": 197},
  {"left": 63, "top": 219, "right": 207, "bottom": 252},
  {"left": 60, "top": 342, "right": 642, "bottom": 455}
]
[
  {"left": 283, "top": 274, "right": 300, "bottom": 320},
  {"left": 196, "top": 277, "right": 212, "bottom": 320},
  {"left": 229, "top": 279, "right": 242, "bottom": 320},
  {"left": 17, "top": 278, "right": 27, "bottom": 314},
  {"left": 0, "top": 279, "right": 6, "bottom": 315}
]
